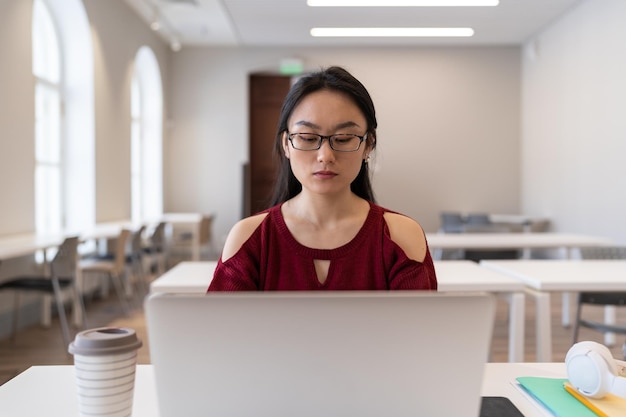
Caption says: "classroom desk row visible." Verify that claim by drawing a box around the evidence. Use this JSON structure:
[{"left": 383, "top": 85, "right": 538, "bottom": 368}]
[
  {"left": 0, "top": 214, "right": 207, "bottom": 329},
  {"left": 150, "top": 259, "right": 626, "bottom": 363},
  {"left": 0, "top": 213, "right": 207, "bottom": 263},
  {"left": 426, "top": 231, "right": 611, "bottom": 260},
  {"left": 0, "top": 362, "right": 567, "bottom": 417}
]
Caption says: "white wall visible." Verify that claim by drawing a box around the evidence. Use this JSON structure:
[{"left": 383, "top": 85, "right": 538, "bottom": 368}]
[
  {"left": 84, "top": 0, "right": 170, "bottom": 222},
  {"left": 167, "top": 46, "right": 521, "bottom": 240},
  {"left": 0, "top": 0, "right": 35, "bottom": 235},
  {"left": 522, "top": 0, "right": 626, "bottom": 244}
]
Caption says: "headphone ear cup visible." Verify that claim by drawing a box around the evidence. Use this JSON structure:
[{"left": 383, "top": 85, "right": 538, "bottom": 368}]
[{"left": 566, "top": 341, "right": 617, "bottom": 399}]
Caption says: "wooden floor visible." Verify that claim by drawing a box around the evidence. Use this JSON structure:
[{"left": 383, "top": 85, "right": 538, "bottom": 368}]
[{"left": 1, "top": 289, "right": 624, "bottom": 386}]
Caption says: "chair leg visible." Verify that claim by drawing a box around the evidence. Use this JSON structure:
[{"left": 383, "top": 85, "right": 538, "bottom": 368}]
[
  {"left": 110, "top": 272, "right": 131, "bottom": 316},
  {"left": 73, "top": 269, "right": 87, "bottom": 330},
  {"left": 51, "top": 278, "right": 71, "bottom": 349},
  {"left": 572, "top": 294, "right": 583, "bottom": 345},
  {"left": 10, "top": 292, "right": 21, "bottom": 344}
]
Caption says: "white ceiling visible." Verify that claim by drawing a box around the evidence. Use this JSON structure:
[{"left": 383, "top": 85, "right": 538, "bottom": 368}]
[{"left": 124, "top": 0, "right": 585, "bottom": 49}]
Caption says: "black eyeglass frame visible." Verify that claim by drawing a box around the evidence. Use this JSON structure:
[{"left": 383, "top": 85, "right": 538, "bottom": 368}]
[{"left": 287, "top": 132, "right": 368, "bottom": 152}]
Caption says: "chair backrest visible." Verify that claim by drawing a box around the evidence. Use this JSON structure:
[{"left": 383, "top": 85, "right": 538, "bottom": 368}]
[
  {"left": 131, "top": 225, "right": 146, "bottom": 256},
  {"left": 151, "top": 221, "right": 167, "bottom": 252},
  {"left": 113, "top": 229, "right": 132, "bottom": 272},
  {"left": 439, "top": 211, "right": 464, "bottom": 233},
  {"left": 462, "top": 224, "right": 513, "bottom": 234},
  {"left": 50, "top": 236, "right": 79, "bottom": 279},
  {"left": 580, "top": 246, "right": 626, "bottom": 260},
  {"left": 198, "top": 215, "right": 214, "bottom": 245},
  {"left": 466, "top": 212, "right": 491, "bottom": 225}
]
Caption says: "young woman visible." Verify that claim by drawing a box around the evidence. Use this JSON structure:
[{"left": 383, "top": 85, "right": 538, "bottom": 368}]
[{"left": 208, "top": 66, "right": 436, "bottom": 291}]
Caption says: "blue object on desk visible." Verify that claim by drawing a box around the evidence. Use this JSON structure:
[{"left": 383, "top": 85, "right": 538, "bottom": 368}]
[{"left": 516, "top": 376, "right": 597, "bottom": 417}]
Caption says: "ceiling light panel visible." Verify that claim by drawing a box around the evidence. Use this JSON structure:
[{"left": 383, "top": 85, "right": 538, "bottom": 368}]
[
  {"left": 310, "top": 27, "right": 475, "bottom": 37},
  {"left": 307, "top": 0, "right": 498, "bottom": 6}
]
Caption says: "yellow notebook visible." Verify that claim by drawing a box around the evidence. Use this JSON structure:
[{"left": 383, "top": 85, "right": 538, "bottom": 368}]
[{"left": 564, "top": 382, "right": 626, "bottom": 417}]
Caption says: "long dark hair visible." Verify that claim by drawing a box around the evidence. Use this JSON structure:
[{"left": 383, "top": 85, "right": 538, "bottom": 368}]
[{"left": 268, "top": 66, "right": 378, "bottom": 207}]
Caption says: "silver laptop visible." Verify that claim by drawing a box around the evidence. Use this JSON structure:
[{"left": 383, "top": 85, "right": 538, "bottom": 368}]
[{"left": 145, "top": 291, "right": 495, "bottom": 417}]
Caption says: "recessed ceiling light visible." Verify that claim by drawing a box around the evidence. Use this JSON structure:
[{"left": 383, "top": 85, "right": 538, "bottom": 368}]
[
  {"left": 310, "top": 27, "right": 475, "bottom": 37},
  {"left": 308, "top": 0, "right": 498, "bottom": 6}
]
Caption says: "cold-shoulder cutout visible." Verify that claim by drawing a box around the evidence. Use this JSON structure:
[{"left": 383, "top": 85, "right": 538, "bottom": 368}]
[
  {"left": 220, "top": 212, "right": 269, "bottom": 262},
  {"left": 383, "top": 212, "right": 427, "bottom": 262}
]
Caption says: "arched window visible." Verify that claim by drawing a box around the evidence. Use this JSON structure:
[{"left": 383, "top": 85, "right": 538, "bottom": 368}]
[
  {"left": 131, "top": 46, "right": 163, "bottom": 223},
  {"left": 32, "top": 0, "right": 94, "bottom": 236},
  {"left": 32, "top": 0, "right": 62, "bottom": 235}
]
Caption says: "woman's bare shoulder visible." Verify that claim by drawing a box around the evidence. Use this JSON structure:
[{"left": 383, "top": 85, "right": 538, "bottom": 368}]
[
  {"left": 383, "top": 212, "right": 427, "bottom": 262},
  {"left": 220, "top": 212, "right": 269, "bottom": 261}
]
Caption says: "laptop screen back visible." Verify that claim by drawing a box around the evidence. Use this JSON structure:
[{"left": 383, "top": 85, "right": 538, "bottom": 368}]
[{"left": 146, "top": 291, "right": 495, "bottom": 417}]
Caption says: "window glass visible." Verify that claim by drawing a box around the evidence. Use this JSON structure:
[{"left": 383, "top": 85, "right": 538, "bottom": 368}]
[
  {"left": 131, "top": 75, "right": 142, "bottom": 223},
  {"left": 32, "top": 0, "right": 95, "bottom": 240},
  {"left": 32, "top": 0, "right": 60, "bottom": 83},
  {"left": 33, "top": 0, "right": 62, "bottom": 236},
  {"left": 132, "top": 47, "right": 163, "bottom": 223}
]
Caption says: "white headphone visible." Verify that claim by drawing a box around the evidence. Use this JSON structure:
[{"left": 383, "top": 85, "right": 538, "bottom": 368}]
[{"left": 565, "top": 341, "right": 626, "bottom": 399}]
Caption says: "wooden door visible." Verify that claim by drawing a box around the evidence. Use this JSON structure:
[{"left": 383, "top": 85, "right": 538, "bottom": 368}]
[{"left": 247, "top": 74, "right": 291, "bottom": 216}]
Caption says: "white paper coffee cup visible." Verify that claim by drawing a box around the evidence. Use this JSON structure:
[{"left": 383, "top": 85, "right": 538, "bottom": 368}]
[{"left": 69, "top": 327, "right": 143, "bottom": 417}]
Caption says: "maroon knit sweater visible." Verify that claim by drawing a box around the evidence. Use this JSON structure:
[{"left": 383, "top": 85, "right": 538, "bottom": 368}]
[{"left": 208, "top": 202, "right": 437, "bottom": 291}]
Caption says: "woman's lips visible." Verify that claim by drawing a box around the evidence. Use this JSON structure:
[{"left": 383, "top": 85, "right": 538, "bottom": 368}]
[{"left": 314, "top": 170, "right": 338, "bottom": 179}]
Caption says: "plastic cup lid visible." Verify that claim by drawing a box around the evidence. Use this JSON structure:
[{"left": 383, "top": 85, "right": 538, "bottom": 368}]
[{"left": 68, "top": 327, "right": 142, "bottom": 356}]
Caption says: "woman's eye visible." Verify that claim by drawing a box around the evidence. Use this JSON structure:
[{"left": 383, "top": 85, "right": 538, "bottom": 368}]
[{"left": 334, "top": 135, "right": 356, "bottom": 143}]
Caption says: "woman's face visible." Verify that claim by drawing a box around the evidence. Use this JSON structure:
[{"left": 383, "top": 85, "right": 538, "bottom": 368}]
[{"left": 283, "top": 89, "right": 370, "bottom": 198}]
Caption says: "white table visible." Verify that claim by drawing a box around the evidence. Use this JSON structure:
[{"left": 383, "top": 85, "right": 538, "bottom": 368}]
[
  {"left": 149, "top": 261, "right": 217, "bottom": 293},
  {"left": 427, "top": 232, "right": 611, "bottom": 260},
  {"left": 0, "top": 363, "right": 567, "bottom": 417},
  {"left": 0, "top": 233, "right": 65, "bottom": 262},
  {"left": 480, "top": 259, "right": 626, "bottom": 362},
  {"left": 149, "top": 260, "right": 526, "bottom": 362},
  {"left": 428, "top": 232, "right": 612, "bottom": 324},
  {"left": 436, "top": 261, "right": 527, "bottom": 362}
]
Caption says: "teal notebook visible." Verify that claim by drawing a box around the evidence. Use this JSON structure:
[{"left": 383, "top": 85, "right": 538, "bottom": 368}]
[{"left": 516, "top": 377, "right": 597, "bottom": 417}]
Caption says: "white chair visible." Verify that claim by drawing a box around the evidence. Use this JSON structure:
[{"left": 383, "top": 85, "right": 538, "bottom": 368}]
[
  {"left": 168, "top": 214, "right": 216, "bottom": 264},
  {"left": 79, "top": 229, "right": 133, "bottom": 315}
]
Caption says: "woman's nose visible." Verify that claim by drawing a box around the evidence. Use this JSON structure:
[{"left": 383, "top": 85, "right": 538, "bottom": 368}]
[{"left": 317, "top": 138, "right": 336, "bottom": 163}]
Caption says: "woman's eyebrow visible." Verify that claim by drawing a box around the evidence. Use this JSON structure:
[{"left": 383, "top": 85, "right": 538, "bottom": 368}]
[
  {"left": 293, "top": 120, "right": 362, "bottom": 130},
  {"left": 293, "top": 120, "right": 320, "bottom": 129}
]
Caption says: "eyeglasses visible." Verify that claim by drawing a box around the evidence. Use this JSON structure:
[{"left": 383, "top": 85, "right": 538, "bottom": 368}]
[{"left": 287, "top": 132, "right": 367, "bottom": 152}]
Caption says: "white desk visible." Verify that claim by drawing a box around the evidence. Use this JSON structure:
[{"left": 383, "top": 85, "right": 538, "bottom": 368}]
[
  {"left": 0, "top": 363, "right": 566, "bottom": 417},
  {"left": 149, "top": 260, "right": 526, "bottom": 362},
  {"left": 428, "top": 232, "right": 612, "bottom": 322},
  {"left": 0, "top": 233, "right": 65, "bottom": 261},
  {"left": 436, "top": 261, "right": 526, "bottom": 362},
  {"left": 480, "top": 259, "right": 626, "bottom": 362},
  {"left": 149, "top": 261, "right": 218, "bottom": 293},
  {"left": 427, "top": 232, "right": 611, "bottom": 260}
]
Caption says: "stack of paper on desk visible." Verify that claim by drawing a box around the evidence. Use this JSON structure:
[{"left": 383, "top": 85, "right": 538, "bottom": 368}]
[{"left": 516, "top": 376, "right": 626, "bottom": 417}]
